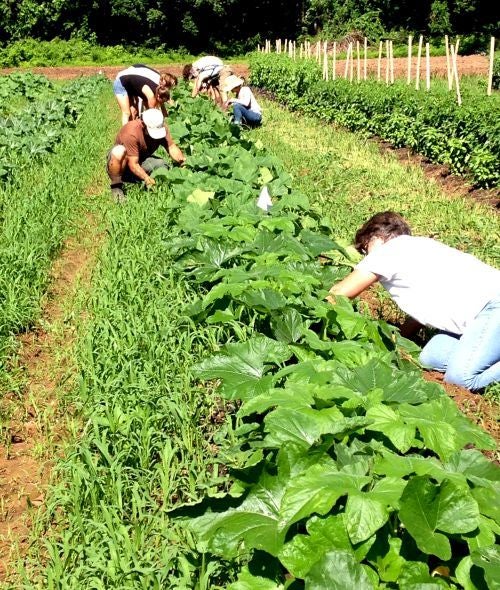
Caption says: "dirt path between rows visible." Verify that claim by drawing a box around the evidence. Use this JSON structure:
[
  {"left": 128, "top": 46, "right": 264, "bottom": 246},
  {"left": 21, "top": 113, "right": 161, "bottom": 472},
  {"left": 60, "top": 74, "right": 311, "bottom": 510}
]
[
  {"left": 0, "top": 54, "right": 489, "bottom": 80},
  {"left": 0, "top": 204, "right": 105, "bottom": 583}
]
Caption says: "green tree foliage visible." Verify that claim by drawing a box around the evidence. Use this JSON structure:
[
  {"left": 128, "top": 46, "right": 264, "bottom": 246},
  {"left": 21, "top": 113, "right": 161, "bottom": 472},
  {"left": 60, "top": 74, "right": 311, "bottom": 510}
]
[{"left": 0, "top": 0, "right": 498, "bottom": 52}]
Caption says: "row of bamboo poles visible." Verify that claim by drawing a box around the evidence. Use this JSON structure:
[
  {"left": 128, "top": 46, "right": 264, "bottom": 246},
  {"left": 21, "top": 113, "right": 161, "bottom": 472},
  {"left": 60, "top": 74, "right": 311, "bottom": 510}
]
[{"left": 257, "top": 36, "right": 497, "bottom": 105}]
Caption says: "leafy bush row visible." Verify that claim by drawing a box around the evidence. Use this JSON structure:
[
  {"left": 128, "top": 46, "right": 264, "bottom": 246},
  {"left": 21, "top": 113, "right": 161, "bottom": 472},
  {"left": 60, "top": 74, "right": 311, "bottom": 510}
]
[
  {"left": 0, "top": 37, "right": 192, "bottom": 67},
  {"left": 250, "top": 53, "right": 500, "bottom": 188},
  {"left": 147, "top": 90, "right": 499, "bottom": 589},
  {"left": 0, "top": 74, "right": 108, "bottom": 181},
  {"left": 0, "top": 71, "right": 53, "bottom": 102}
]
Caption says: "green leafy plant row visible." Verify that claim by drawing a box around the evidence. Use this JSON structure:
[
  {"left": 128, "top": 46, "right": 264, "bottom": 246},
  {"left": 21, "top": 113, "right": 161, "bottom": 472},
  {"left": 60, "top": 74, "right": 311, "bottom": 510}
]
[
  {"left": 249, "top": 53, "right": 500, "bottom": 188},
  {"left": 0, "top": 77, "right": 113, "bottom": 389},
  {"left": 154, "top": 90, "right": 498, "bottom": 589},
  {"left": 0, "top": 74, "right": 108, "bottom": 181},
  {"left": 0, "top": 71, "right": 53, "bottom": 109}
]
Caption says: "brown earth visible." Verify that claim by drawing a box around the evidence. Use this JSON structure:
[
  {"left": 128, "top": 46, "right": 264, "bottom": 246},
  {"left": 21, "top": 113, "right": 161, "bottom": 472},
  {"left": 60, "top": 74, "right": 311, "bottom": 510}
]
[{"left": 0, "top": 54, "right": 489, "bottom": 80}]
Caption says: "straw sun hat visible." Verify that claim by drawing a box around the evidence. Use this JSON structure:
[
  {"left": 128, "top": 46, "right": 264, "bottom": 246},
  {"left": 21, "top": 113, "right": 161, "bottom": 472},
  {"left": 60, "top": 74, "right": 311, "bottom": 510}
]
[{"left": 223, "top": 75, "right": 244, "bottom": 92}]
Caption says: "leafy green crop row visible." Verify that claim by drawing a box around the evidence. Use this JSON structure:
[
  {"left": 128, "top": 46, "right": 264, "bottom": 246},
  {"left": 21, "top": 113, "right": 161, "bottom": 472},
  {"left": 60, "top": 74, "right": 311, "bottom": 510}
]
[
  {"left": 249, "top": 53, "right": 500, "bottom": 188},
  {"left": 0, "top": 74, "right": 108, "bottom": 181},
  {"left": 0, "top": 76, "right": 112, "bottom": 389},
  {"left": 156, "top": 91, "right": 499, "bottom": 590},
  {"left": 0, "top": 72, "right": 53, "bottom": 112}
]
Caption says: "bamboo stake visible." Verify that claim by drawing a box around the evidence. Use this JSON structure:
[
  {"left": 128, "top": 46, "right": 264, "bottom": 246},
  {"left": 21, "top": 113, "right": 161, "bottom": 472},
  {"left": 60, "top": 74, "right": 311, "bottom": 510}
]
[
  {"left": 363, "top": 37, "right": 368, "bottom": 80},
  {"left": 323, "top": 43, "right": 329, "bottom": 81},
  {"left": 377, "top": 40, "right": 382, "bottom": 81},
  {"left": 415, "top": 35, "right": 423, "bottom": 90},
  {"left": 390, "top": 41, "right": 394, "bottom": 83},
  {"left": 344, "top": 43, "right": 350, "bottom": 79},
  {"left": 445, "top": 35, "right": 452, "bottom": 90},
  {"left": 407, "top": 35, "right": 412, "bottom": 84},
  {"left": 349, "top": 42, "right": 354, "bottom": 82},
  {"left": 425, "top": 42, "right": 430, "bottom": 90},
  {"left": 332, "top": 41, "right": 337, "bottom": 80},
  {"left": 385, "top": 40, "right": 390, "bottom": 84},
  {"left": 450, "top": 44, "right": 462, "bottom": 105},
  {"left": 487, "top": 36, "right": 495, "bottom": 95},
  {"left": 355, "top": 40, "right": 359, "bottom": 82},
  {"left": 293, "top": 41, "right": 296, "bottom": 60}
]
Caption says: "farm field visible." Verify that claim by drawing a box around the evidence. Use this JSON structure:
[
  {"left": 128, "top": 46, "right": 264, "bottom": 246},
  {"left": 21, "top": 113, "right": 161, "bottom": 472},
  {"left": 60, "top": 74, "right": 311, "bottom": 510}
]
[{"left": 0, "top": 62, "right": 499, "bottom": 589}]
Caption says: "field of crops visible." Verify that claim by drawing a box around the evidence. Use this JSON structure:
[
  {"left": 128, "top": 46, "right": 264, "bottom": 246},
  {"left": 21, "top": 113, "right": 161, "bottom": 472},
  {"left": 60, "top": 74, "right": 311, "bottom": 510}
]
[{"left": 0, "top": 67, "right": 499, "bottom": 589}]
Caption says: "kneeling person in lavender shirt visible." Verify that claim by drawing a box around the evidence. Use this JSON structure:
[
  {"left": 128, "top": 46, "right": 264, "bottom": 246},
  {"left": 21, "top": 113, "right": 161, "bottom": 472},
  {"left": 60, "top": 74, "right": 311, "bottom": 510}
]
[{"left": 327, "top": 211, "right": 500, "bottom": 391}]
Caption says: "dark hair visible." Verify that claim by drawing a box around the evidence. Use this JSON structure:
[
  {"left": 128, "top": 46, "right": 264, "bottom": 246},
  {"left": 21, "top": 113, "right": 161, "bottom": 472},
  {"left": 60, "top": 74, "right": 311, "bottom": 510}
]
[
  {"left": 182, "top": 64, "right": 193, "bottom": 81},
  {"left": 354, "top": 211, "right": 411, "bottom": 254},
  {"left": 155, "top": 72, "right": 178, "bottom": 102}
]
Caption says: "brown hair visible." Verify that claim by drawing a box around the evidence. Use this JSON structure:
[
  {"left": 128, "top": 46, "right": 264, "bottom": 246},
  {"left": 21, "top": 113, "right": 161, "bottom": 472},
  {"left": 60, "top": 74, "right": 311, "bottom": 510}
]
[
  {"left": 155, "top": 72, "right": 178, "bottom": 102},
  {"left": 182, "top": 64, "right": 193, "bottom": 81},
  {"left": 354, "top": 211, "right": 411, "bottom": 254}
]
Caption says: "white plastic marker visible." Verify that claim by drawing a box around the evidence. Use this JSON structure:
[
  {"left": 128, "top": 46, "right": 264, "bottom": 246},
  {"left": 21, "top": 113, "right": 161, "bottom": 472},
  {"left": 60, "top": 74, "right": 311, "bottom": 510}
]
[{"left": 257, "top": 185, "right": 273, "bottom": 211}]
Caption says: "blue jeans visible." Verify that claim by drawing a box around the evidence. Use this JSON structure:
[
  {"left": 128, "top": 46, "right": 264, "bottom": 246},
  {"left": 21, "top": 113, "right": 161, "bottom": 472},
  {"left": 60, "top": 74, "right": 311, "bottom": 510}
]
[
  {"left": 233, "top": 103, "right": 262, "bottom": 127},
  {"left": 419, "top": 296, "right": 500, "bottom": 391}
]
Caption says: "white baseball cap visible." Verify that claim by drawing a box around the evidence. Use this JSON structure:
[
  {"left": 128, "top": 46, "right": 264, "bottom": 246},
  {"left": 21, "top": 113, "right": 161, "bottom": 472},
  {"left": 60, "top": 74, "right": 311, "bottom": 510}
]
[{"left": 141, "top": 109, "right": 166, "bottom": 139}]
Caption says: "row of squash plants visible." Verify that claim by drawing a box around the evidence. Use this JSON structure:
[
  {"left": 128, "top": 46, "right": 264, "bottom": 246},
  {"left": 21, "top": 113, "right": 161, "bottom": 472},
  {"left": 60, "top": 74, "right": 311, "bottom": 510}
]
[
  {"left": 157, "top": 88, "right": 500, "bottom": 589},
  {"left": 249, "top": 53, "right": 500, "bottom": 189}
]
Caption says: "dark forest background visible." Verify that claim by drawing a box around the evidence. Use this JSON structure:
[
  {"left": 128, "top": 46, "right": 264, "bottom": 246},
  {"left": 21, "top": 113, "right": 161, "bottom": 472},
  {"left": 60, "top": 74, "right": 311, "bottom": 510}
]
[{"left": 0, "top": 0, "right": 498, "bottom": 55}]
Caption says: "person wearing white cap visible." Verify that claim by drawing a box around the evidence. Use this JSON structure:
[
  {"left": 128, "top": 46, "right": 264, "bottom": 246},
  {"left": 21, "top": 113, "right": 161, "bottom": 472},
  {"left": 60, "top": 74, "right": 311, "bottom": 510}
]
[
  {"left": 106, "top": 108, "right": 185, "bottom": 202},
  {"left": 223, "top": 75, "right": 262, "bottom": 127}
]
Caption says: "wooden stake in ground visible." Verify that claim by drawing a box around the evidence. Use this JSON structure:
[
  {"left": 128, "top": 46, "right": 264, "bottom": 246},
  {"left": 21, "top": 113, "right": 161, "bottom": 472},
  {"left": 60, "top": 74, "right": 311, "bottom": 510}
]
[
  {"left": 450, "top": 44, "right": 462, "bottom": 105},
  {"left": 487, "top": 36, "right": 495, "bottom": 96},
  {"left": 364, "top": 37, "right": 368, "bottom": 80},
  {"left": 323, "top": 42, "right": 329, "bottom": 80},
  {"left": 385, "top": 39, "right": 390, "bottom": 85},
  {"left": 377, "top": 40, "right": 383, "bottom": 81},
  {"left": 445, "top": 35, "right": 453, "bottom": 90},
  {"left": 349, "top": 42, "right": 354, "bottom": 82},
  {"left": 407, "top": 35, "right": 413, "bottom": 84},
  {"left": 344, "top": 43, "right": 351, "bottom": 79},
  {"left": 415, "top": 35, "right": 423, "bottom": 90},
  {"left": 332, "top": 41, "right": 337, "bottom": 80},
  {"left": 425, "top": 42, "right": 430, "bottom": 90},
  {"left": 390, "top": 40, "right": 394, "bottom": 83},
  {"left": 356, "top": 40, "right": 361, "bottom": 82}
]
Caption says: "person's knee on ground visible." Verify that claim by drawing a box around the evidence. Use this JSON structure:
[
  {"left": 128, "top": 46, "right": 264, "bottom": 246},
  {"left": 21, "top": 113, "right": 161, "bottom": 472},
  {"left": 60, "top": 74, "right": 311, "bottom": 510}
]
[{"left": 419, "top": 332, "right": 459, "bottom": 373}]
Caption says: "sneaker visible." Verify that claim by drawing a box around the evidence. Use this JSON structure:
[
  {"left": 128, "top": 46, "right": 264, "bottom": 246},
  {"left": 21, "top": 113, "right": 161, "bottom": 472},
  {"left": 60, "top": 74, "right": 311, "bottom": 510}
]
[{"left": 111, "top": 186, "right": 126, "bottom": 204}]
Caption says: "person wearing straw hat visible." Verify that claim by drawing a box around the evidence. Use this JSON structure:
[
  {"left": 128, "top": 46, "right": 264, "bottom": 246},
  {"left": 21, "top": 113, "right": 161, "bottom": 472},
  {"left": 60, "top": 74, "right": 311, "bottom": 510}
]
[
  {"left": 106, "top": 108, "right": 185, "bottom": 203},
  {"left": 223, "top": 75, "right": 262, "bottom": 127}
]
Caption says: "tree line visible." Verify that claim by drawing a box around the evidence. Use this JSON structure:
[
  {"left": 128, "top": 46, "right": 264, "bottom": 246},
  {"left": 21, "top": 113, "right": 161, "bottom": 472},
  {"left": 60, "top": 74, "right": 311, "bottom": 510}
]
[{"left": 0, "top": 0, "right": 498, "bottom": 55}]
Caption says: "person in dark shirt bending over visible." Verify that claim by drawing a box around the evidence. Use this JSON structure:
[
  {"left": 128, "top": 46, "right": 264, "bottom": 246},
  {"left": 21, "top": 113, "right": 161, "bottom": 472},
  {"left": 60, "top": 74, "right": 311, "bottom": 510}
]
[{"left": 113, "top": 64, "right": 177, "bottom": 126}]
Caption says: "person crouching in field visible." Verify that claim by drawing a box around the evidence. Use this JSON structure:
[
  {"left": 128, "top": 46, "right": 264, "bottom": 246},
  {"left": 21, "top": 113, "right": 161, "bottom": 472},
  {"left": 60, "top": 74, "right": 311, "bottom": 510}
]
[
  {"left": 182, "top": 56, "right": 233, "bottom": 105},
  {"left": 327, "top": 211, "right": 500, "bottom": 392},
  {"left": 106, "top": 109, "right": 185, "bottom": 203},
  {"left": 113, "top": 64, "right": 177, "bottom": 126},
  {"left": 222, "top": 75, "right": 262, "bottom": 127}
]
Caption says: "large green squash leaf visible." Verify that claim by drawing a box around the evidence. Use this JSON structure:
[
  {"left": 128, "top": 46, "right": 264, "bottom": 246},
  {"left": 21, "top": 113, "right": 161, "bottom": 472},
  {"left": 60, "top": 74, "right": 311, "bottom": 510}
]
[
  {"left": 304, "top": 550, "right": 374, "bottom": 590},
  {"left": 399, "top": 476, "right": 480, "bottom": 560}
]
